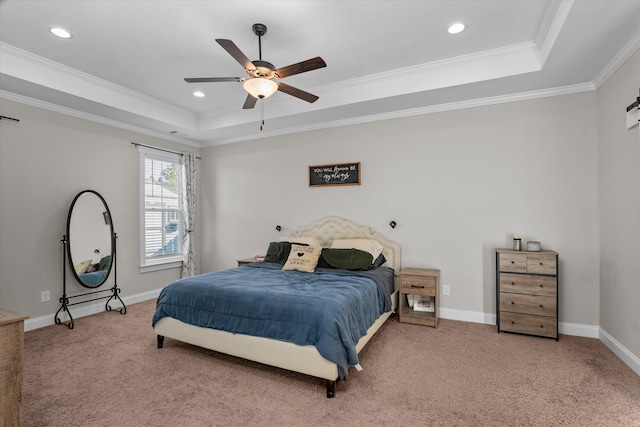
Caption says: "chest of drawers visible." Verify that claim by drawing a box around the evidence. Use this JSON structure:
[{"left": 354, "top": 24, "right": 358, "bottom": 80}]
[
  {"left": 0, "top": 309, "right": 28, "bottom": 426},
  {"left": 496, "top": 249, "right": 558, "bottom": 340}
]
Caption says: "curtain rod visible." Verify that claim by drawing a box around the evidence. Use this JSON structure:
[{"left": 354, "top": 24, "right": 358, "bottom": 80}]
[{"left": 131, "top": 142, "right": 200, "bottom": 159}]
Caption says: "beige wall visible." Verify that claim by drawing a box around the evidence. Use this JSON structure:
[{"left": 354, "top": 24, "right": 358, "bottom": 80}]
[
  {"left": 0, "top": 100, "right": 199, "bottom": 319},
  {"left": 597, "top": 49, "right": 640, "bottom": 357},
  {"left": 201, "top": 91, "right": 601, "bottom": 327},
  {"left": 1, "top": 51, "right": 637, "bottom": 365}
]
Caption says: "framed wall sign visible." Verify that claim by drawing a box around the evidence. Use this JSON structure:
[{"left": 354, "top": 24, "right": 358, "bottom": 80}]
[{"left": 308, "top": 162, "right": 361, "bottom": 187}]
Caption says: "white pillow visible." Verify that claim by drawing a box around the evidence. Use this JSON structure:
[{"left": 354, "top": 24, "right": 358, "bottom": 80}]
[
  {"left": 330, "top": 239, "right": 384, "bottom": 260},
  {"left": 75, "top": 259, "right": 92, "bottom": 274},
  {"left": 282, "top": 244, "right": 322, "bottom": 272},
  {"left": 280, "top": 236, "right": 321, "bottom": 247}
]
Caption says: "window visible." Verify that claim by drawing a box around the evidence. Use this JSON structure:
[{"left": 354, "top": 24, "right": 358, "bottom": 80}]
[{"left": 139, "top": 148, "right": 183, "bottom": 270}]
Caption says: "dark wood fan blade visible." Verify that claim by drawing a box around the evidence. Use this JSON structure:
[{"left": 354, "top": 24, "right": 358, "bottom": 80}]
[
  {"left": 275, "top": 57, "right": 326, "bottom": 79},
  {"left": 277, "top": 83, "right": 319, "bottom": 103},
  {"left": 216, "top": 39, "right": 255, "bottom": 70},
  {"left": 242, "top": 93, "right": 258, "bottom": 109},
  {"left": 184, "top": 77, "right": 244, "bottom": 83}
]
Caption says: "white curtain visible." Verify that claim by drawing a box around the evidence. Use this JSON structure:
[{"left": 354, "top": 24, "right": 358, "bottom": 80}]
[{"left": 181, "top": 152, "right": 197, "bottom": 277}]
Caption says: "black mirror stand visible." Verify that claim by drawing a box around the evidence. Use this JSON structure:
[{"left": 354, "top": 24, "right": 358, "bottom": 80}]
[{"left": 55, "top": 234, "right": 126, "bottom": 329}]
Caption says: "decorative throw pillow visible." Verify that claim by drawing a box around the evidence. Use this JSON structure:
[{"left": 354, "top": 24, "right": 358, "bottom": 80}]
[
  {"left": 330, "top": 239, "right": 384, "bottom": 260},
  {"left": 317, "top": 248, "right": 373, "bottom": 271},
  {"left": 98, "top": 255, "right": 112, "bottom": 271},
  {"left": 75, "top": 259, "right": 92, "bottom": 274},
  {"left": 372, "top": 253, "right": 387, "bottom": 268},
  {"left": 264, "top": 241, "right": 293, "bottom": 264},
  {"left": 282, "top": 244, "right": 322, "bottom": 272}
]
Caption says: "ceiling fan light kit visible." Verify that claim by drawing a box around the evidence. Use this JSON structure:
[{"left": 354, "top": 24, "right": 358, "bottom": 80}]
[
  {"left": 184, "top": 23, "right": 326, "bottom": 114},
  {"left": 243, "top": 78, "right": 278, "bottom": 99}
]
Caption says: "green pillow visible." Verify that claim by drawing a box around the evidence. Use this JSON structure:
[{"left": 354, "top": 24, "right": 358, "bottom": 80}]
[
  {"left": 264, "top": 241, "right": 308, "bottom": 264},
  {"left": 98, "top": 255, "right": 112, "bottom": 271},
  {"left": 318, "top": 248, "right": 374, "bottom": 271}
]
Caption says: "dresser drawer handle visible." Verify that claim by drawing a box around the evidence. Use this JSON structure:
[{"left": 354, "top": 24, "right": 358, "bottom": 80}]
[
  {"left": 511, "top": 321, "right": 515, "bottom": 325},
  {"left": 511, "top": 282, "right": 515, "bottom": 285},
  {"left": 411, "top": 285, "right": 425, "bottom": 289},
  {"left": 540, "top": 304, "right": 544, "bottom": 308},
  {"left": 511, "top": 261, "right": 515, "bottom": 264},
  {"left": 511, "top": 301, "right": 515, "bottom": 305},
  {"left": 539, "top": 325, "right": 544, "bottom": 328},
  {"left": 539, "top": 284, "right": 543, "bottom": 288}
]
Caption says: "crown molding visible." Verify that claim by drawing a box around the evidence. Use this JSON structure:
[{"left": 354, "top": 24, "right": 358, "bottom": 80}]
[
  {"left": 0, "top": 42, "right": 196, "bottom": 130},
  {"left": 205, "top": 82, "right": 596, "bottom": 146},
  {"left": 197, "top": 41, "right": 543, "bottom": 134},
  {"left": 593, "top": 29, "right": 640, "bottom": 89},
  {"left": 0, "top": 90, "right": 200, "bottom": 148},
  {"left": 538, "top": 0, "right": 574, "bottom": 66}
]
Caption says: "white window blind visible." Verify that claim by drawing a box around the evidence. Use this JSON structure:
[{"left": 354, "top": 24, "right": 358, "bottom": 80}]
[{"left": 139, "top": 148, "right": 183, "bottom": 269}]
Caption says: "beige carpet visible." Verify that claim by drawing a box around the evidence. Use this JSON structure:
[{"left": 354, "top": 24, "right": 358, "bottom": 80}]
[{"left": 23, "top": 300, "right": 640, "bottom": 426}]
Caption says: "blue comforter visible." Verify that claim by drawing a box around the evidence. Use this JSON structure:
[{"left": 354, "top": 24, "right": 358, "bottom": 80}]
[{"left": 152, "top": 262, "right": 395, "bottom": 379}]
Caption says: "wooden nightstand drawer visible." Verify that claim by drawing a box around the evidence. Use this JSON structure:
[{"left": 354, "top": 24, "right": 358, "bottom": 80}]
[
  {"left": 499, "top": 293, "right": 556, "bottom": 317},
  {"left": 499, "top": 273, "right": 557, "bottom": 297},
  {"left": 526, "top": 254, "right": 557, "bottom": 275},
  {"left": 400, "top": 277, "right": 436, "bottom": 295},
  {"left": 498, "top": 253, "right": 527, "bottom": 273},
  {"left": 499, "top": 312, "right": 557, "bottom": 339}
]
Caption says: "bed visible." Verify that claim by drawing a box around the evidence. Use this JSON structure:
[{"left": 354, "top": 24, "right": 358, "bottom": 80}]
[{"left": 153, "top": 216, "right": 401, "bottom": 397}]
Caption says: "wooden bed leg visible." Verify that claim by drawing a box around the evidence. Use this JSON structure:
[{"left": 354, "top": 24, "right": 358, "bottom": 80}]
[
  {"left": 157, "top": 335, "right": 164, "bottom": 349},
  {"left": 326, "top": 380, "right": 336, "bottom": 398}
]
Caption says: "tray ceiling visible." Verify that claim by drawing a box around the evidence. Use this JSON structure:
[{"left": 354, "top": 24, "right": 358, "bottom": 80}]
[{"left": 1, "top": 0, "right": 639, "bottom": 146}]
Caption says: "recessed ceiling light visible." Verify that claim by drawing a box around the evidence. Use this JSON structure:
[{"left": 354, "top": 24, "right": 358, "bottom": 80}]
[
  {"left": 50, "top": 27, "right": 72, "bottom": 39},
  {"left": 448, "top": 23, "right": 465, "bottom": 35},
  {"left": 193, "top": 91, "right": 205, "bottom": 98}
]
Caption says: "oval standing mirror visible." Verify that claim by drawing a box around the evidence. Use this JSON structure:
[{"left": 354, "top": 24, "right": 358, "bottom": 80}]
[{"left": 66, "top": 190, "right": 114, "bottom": 288}]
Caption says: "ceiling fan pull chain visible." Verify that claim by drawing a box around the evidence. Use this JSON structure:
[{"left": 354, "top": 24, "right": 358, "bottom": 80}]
[{"left": 260, "top": 101, "right": 265, "bottom": 131}]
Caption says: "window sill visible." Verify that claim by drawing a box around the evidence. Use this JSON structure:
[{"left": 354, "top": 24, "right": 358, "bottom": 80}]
[{"left": 139, "top": 260, "right": 183, "bottom": 273}]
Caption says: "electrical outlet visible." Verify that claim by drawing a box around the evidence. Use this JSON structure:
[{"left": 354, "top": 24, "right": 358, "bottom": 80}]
[
  {"left": 41, "top": 290, "right": 50, "bottom": 303},
  {"left": 442, "top": 285, "right": 450, "bottom": 296}
]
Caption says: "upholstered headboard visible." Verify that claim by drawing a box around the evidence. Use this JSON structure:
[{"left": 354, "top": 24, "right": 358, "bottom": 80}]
[{"left": 290, "top": 216, "right": 401, "bottom": 273}]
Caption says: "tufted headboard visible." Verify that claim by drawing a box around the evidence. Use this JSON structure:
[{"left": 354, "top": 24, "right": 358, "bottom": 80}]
[{"left": 290, "top": 216, "right": 401, "bottom": 273}]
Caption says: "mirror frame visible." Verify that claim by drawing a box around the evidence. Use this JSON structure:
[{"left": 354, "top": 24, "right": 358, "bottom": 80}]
[{"left": 66, "top": 190, "right": 115, "bottom": 289}]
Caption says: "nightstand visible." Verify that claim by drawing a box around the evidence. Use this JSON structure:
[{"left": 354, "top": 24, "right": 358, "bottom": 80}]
[
  {"left": 398, "top": 268, "right": 440, "bottom": 328},
  {"left": 237, "top": 257, "right": 263, "bottom": 267}
]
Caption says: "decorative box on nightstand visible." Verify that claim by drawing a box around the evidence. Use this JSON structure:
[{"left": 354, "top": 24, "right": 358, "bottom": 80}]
[{"left": 398, "top": 268, "right": 440, "bottom": 328}]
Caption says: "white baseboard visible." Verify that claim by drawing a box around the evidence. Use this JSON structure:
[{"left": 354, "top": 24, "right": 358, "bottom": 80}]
[
  {"left": 599, "top": 328, "right": 640, "bottom": 376},
  {"left": 440, "top": 307, "right": 496, "bottom": 325},
  {"left": 559, "top": 321, "right": 600, "bottom": 338},
  {"left": 25, "top": 295, "right": 640, "bottom": 377},
  {"left": 440, "top": 308, "right": 600, "bottom": 338},
  {"left": 24, "top": 288, "right": 163, "bottom": 332},
  {"left": 440, "top": 307, "right": 638, "bottom": 377}
]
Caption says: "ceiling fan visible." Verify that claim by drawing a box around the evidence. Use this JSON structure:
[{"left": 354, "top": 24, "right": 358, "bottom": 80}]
[{"left": 184, "top": 23, "right": 327, "bottom": 110}]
